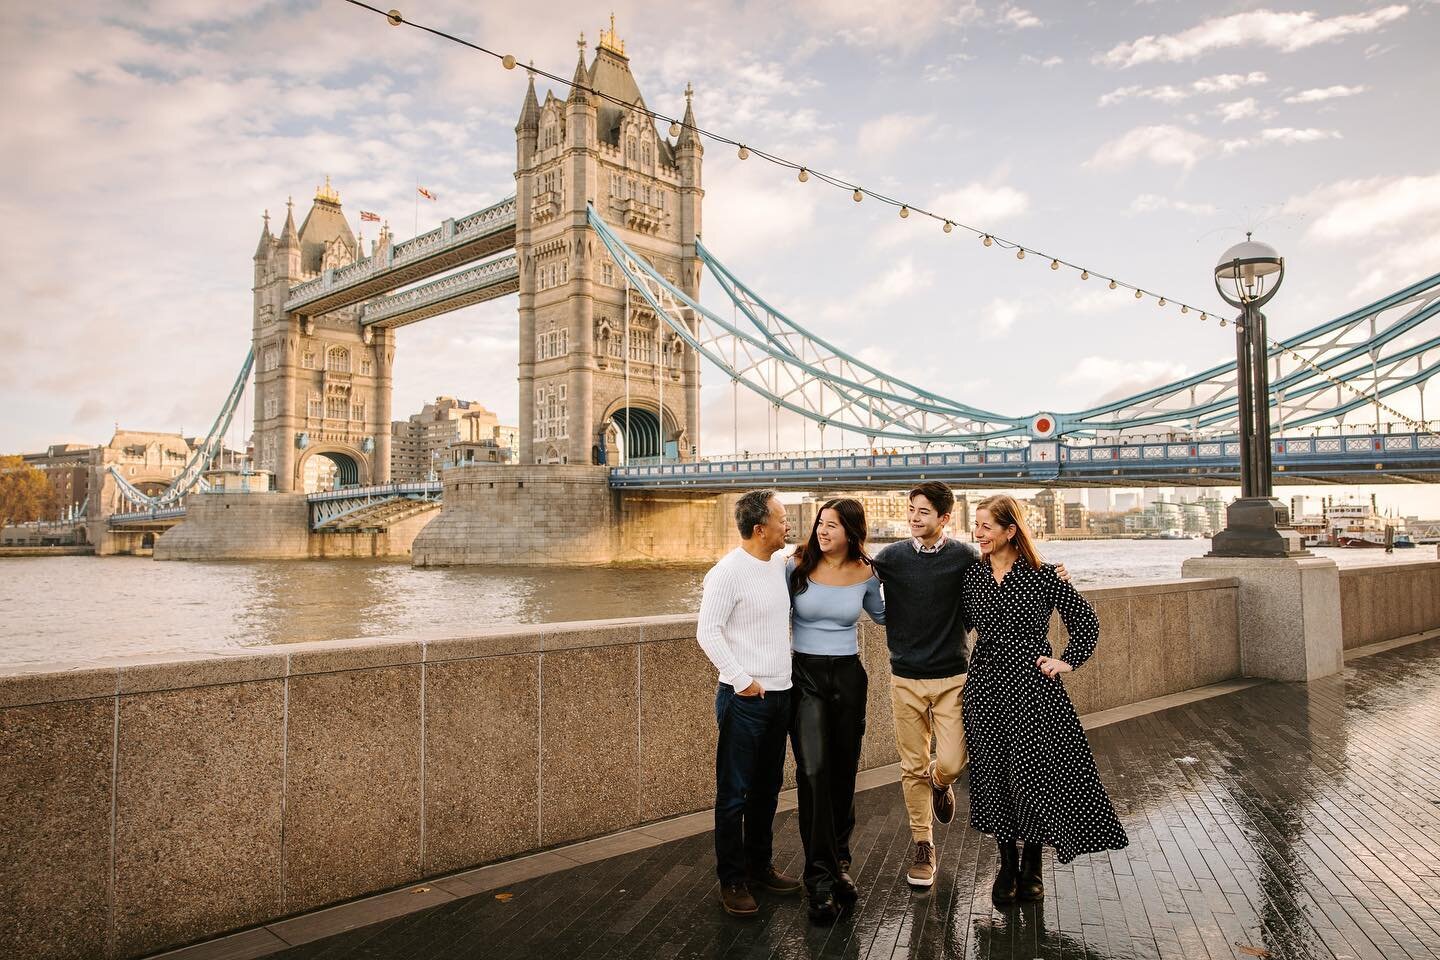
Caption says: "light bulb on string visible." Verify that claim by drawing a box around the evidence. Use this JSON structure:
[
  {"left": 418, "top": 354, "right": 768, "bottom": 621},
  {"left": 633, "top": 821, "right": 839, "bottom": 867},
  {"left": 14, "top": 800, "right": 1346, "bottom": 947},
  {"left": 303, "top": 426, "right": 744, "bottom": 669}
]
[
  {"left": 982, "top": 235, "right": 993, "bottom": 247},
  {"left": 899, "top": 205, "right": 910, "bottom": 219},
  {"left": 669, "top": 120, "right": 681, "bottom": 138},
  {"left": 1180, "top": 305, "right": 1188, "bottom": 314},
  {"left": 737, "top": 145, "right": 749, "bottom": 160},
  {"left": 1080, "top": 270, "right": 1089, "bottom": 280},
  {"left": 943, "top": 221, "right": 953, "bottom": 234},
  {"left": 386, "top": 9, "right": 402, "bottom": 25},
  {"left": 1108, "top": 279, "right": 1117, "bottom": 290},
  {"left": 1050, "top": 259, "right": 1060, "bottom": 271},
  {"left": 502, "top": 54, "right": 516, "bottom": 69},
  {"left": 1219, "top": 318, "right": 1228, "bottom": 327},
  {"left": 1158, "top": 298, "right": 1166, "bottom": 306},
  {"left": 797, "top": 168, "right": 809, "bottom": 182},
  {"left": 1135, "top": 290, "right": 1144, "bottom": 299},
  {"left": 1201, "top": 313, "right": 1207, "bottom": 322},
  {"left": 1016, "top": 248, "right": 1026, "bottom": 260},
  {"left": 853, "top": 188, "right": 863, "bottom": 202}
]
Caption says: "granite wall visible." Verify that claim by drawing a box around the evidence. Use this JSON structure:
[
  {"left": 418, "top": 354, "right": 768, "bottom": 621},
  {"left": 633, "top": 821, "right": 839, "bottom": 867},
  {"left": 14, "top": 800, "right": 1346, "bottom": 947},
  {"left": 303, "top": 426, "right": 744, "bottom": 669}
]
[
  {"left": 2, "top": 577, "right": 1238, "bottom": 959},
  {"left": 1338, "top": 560, "right": 1440, "bottom": 649}
]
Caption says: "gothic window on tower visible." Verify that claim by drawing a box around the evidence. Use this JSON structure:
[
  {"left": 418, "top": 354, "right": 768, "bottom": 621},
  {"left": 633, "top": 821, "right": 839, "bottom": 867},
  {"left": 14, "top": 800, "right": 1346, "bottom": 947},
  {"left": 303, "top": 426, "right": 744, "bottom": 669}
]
[
  {"left": 327, "top": 348, "right": 350, "bottom": 373},
  {"left": 361, "top": 359, "right": 372, "bottom": 376},
  {"left": 264, "top": 397, "right": 278, "bottom": 420},
  {"left": 308, "top": 394, "right": 323, "bottom": 419},
  {"left": 601, "top": 262, "right": 614, "bottom": 285},
  {"left": 560, "top": 262, "right": 568, "bottom": 283},
  {"left": 627, "top": 137, "right": 637, "bottom": 161},
  {"left": 642, "top": 142, "right": 651, "bottom": 166},
  {"left": 302, "top": 351, "right": 315, "bottom": 369},
  {"left": 352, "top": 401, "right": 366, "bottom": 422},
  {"left": 325, "top": 396, "right": 346, "bottom": 420},
  {"left": 263, "top": 347, "right": 279, "bottom": 372}
]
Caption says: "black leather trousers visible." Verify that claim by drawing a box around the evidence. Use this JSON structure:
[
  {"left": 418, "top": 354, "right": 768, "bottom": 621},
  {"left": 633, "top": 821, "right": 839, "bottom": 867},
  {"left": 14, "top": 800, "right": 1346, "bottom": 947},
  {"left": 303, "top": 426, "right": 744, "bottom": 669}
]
[{"left": 790, "top": 652, "right": 868, "bottom": 897}]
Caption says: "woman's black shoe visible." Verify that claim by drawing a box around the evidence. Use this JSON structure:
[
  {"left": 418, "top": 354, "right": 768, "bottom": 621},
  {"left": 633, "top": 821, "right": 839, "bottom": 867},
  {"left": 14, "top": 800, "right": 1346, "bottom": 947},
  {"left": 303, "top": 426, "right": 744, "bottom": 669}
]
[
  {"left": 1018, "top": 842, "right": 1044, "bottom": 901},
  {"left": 991, "top": 839, "right": 1019, "bottom": 907},
  {"left": 808, "top": 891, "right": 842, "bottom": 925}
]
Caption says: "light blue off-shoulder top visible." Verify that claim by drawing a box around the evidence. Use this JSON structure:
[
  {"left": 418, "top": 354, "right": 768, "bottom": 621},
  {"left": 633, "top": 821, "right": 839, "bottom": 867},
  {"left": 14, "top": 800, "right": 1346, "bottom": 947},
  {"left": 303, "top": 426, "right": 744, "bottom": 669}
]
[{"left": 786, "top": 559, "right": 886, "bottom": 656}]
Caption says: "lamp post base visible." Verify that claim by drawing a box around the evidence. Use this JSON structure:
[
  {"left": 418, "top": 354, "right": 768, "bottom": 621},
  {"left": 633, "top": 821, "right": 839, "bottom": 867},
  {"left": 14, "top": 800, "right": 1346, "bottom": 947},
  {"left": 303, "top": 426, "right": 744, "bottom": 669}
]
[{"left": 1206, "top": 497, "right": 1310, "bottom": 558}]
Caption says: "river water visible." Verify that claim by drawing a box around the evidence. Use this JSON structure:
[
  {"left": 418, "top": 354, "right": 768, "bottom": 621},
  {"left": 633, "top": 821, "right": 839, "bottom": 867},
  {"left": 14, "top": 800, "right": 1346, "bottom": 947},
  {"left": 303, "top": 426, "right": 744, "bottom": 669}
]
[{"left": 2, "top": 541, "right": 1432, "bottom": 669}]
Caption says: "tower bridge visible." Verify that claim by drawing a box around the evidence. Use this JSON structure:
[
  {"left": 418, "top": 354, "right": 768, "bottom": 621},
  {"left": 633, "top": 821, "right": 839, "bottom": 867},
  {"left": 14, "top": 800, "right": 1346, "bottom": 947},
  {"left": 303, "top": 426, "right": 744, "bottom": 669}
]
[{"left": 98, "top": 25, "right": 1440, "bottom": 562}]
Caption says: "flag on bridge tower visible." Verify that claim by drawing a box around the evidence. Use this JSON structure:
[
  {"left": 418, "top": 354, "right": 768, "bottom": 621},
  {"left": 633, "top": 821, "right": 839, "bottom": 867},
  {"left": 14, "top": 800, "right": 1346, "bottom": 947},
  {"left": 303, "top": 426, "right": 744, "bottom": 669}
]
[
  {"left": 359, "top": 210, "right": 381, "bottom": 222},
  {"left": 417, "top": 186, "right": 437, "bottom": 201}
]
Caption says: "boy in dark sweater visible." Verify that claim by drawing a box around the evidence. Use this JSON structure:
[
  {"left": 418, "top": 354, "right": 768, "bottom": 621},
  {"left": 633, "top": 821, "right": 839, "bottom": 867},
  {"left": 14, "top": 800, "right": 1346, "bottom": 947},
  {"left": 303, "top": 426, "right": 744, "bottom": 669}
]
[{"left": 872, "top": 481, "right": 1066, "bottom": 887}]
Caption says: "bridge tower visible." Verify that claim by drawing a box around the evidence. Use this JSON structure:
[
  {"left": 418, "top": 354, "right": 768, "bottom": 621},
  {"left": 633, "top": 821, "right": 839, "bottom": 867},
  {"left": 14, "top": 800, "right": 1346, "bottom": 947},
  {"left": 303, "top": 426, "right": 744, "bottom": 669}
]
[
  {"left": 515, "top": 21, "right": 703, "bottom": 465},
  {"left": 251, "top": 180, "right": 395, "bottom": 492}
]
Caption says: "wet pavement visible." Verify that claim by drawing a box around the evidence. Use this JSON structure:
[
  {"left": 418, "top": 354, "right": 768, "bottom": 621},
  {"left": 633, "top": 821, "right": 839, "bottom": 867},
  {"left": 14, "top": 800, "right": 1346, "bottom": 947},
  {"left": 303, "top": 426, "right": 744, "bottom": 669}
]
[{"left": 258, "top": 636, "right": 1440, "bottom": 960}]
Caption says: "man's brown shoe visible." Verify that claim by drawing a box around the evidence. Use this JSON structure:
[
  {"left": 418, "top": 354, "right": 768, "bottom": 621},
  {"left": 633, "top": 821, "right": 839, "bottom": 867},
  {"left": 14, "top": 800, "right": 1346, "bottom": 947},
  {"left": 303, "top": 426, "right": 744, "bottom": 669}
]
[
  {"left": 929, "top": 761, "right": 956, "bottom": 825},
  {"left": 720, "top": 882, "right": 759, "bottom": 917},
  {"left": 906, "top": 840, "right": 936, "bottom": 888},
  {"left": 749, "top": 865, "right": 803, "bottom": 894}
]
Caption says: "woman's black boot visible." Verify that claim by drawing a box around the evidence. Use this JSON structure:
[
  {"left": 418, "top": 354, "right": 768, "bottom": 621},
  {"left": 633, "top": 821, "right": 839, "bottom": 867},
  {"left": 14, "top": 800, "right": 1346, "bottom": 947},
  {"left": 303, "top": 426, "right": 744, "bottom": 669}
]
[
  {"left": 1018, "top": 841, "right": 1044, "bottom": 901},
  {"left": 991, "top": 839, "right": 1019, "bottom": 907}
]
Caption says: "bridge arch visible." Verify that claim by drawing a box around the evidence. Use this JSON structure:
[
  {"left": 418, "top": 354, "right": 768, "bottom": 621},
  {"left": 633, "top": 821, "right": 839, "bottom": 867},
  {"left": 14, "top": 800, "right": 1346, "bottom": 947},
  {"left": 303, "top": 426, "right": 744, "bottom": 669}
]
[
  {"left": 602, "top": 402, "right": 683, "bottom": 464},
  {"left": 296, "top": 447, "right": 368, "bottom": 492}
]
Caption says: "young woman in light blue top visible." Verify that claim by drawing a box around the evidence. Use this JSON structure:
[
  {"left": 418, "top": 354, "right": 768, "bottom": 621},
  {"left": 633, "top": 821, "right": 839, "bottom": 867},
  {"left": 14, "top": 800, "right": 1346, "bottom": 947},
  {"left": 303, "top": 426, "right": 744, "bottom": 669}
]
[{"left": 786, "top": 497, "right": 885, "bottom": 925}]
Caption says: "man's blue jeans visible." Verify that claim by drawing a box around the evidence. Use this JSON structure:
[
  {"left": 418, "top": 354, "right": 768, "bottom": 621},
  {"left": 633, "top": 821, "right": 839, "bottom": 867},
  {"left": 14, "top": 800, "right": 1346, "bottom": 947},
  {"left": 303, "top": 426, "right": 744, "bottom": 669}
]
[{"left": 714, "top": 684, "right": 791, "bottom": 885}]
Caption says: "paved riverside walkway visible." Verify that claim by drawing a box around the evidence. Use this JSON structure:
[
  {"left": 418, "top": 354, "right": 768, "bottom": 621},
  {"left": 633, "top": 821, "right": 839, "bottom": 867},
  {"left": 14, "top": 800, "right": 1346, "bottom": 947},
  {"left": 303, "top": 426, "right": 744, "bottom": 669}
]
[{"left": 164, "top": 634, "right": 1440, "bottom": 960}]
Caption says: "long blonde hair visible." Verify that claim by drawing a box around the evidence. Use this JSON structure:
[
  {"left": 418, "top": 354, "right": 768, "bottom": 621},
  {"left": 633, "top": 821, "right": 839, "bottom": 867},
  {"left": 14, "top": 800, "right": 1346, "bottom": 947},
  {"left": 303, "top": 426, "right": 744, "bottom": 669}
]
[{"left": 977, "top": 494, "right": 1044, "bottom": 570}]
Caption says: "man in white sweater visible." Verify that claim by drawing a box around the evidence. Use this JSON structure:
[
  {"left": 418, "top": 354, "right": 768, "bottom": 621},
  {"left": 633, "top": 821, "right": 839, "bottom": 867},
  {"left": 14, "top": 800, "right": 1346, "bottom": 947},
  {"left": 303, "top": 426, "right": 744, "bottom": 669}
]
[{"left": 697, "top": 488, "right": 803, "bottom": 917}]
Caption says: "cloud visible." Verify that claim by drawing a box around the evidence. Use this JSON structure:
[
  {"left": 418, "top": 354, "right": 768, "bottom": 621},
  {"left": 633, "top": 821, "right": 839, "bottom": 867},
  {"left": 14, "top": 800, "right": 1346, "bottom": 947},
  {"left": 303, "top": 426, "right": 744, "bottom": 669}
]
[
  {"left": 1020, "top": 54, "right": 1064, "bottom": 67},
  {"left": 1284, "top": 84, "right": 1367, "bottom": 104},
  {"left": 979, "top": 298, "right": 1023, "bottom": 340},
  {"left": 1214, "top": 98, "right": 1262, "bottom": 123},
  {"left": 998, "top": 4, "right": 1043, "bottom": 29},
  {"left": 1098, "top": 71, "right": 1266, "bottom": 107},
  {"left": 856, "top": 113, "right": 936, "bottom": 157},
  {"left": 922, "top": 53, "right": 975, "bottom": 83},
  {"left": 1062, "top": 357, "right": 1189, "bottom": 404},
  {"left": 1285, "top": 172, "right": 1440, "bottom": 295},
  {"left": 1129, "top": 194, "right": 1217, "bottom": 216},
  {"left": 1087, "top": 125, "right": 1211, "bottom": 171},
  {"left": 933, "top": 183, "right": 1030, "bottom": 224},
  {"left": 1098, "top": 6, "right": 1410, "bottom": 68},
  {"left": 1224, "top": 127, "right": 1343, "bottom": 152}
]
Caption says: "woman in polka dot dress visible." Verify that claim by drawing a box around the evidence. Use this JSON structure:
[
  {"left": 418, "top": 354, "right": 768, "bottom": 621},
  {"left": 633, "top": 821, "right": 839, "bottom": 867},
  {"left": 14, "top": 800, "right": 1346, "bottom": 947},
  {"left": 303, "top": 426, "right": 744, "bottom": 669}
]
[{"left": 962, "top": 494, "right": 1128, "bottom": 907}]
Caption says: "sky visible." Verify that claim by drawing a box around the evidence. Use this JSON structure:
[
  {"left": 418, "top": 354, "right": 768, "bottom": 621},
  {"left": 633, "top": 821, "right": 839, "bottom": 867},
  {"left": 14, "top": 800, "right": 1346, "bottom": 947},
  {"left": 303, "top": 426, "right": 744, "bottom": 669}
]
[{"left": 3, "top": 1, "right": 1439, "bottom": 512}]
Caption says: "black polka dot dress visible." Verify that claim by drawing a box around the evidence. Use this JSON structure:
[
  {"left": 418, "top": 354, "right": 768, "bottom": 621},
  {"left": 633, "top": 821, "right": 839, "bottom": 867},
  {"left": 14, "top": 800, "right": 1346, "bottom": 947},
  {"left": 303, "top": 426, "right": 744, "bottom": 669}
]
[{"left": 961, "top": 557, "right": 1128, "bottom": 863}]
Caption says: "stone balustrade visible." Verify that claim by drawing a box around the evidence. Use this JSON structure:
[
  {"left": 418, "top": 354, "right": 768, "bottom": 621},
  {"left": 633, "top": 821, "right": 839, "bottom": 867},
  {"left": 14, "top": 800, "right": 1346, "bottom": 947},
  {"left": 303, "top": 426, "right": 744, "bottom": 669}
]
[
  {"left": 9, "top": 570, "right": 1406, "bottom": 960},
  {"left": 1338, "top": 560, "right": 1440, "bottom": 649}
]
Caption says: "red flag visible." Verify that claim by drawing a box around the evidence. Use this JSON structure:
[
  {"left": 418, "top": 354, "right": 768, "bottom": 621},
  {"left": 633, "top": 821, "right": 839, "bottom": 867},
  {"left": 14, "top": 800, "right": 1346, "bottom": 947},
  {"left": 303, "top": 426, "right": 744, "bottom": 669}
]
[
  {"left": 360, "top": 210, "right": 381, "bottom": 222},
  {"left": 417, "top": 186, "right": 437, "bottom": 202}
]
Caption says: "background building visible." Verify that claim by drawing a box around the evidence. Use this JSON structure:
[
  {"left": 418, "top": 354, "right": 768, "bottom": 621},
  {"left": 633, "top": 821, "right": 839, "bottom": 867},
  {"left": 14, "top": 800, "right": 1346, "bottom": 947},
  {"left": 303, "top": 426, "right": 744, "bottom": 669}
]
[{"left": 391, "top": 397, "right": 518, "bottom": 482}]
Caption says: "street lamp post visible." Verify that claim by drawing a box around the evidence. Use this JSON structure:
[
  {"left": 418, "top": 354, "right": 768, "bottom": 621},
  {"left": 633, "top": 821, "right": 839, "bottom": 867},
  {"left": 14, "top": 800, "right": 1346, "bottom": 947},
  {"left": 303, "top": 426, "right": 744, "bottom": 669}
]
[{"left": 1207, "top": 234, "right": 1309, "bottom": 558}]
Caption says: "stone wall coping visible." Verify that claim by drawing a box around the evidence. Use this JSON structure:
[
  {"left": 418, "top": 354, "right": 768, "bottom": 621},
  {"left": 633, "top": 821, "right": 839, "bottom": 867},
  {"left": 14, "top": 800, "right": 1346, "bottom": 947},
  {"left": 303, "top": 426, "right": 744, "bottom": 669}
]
[
  {"left": 0, "top": 576, "right": 1241, "bottom": 706},
  {"left": 1338, "top": 559, "right": 1440, "bottom": 577}
]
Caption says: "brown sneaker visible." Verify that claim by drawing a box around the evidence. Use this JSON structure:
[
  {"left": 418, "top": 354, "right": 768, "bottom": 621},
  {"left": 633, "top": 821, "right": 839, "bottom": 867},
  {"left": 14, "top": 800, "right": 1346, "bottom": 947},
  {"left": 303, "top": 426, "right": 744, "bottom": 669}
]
[
  {"left": 719, "top": 882, "right": 759, "bottom": 916},
  {"left": 906, "top": 840, "right": 936, "bottom": 888},
  {"left": 748, "top": 865, "right": 803, "bottom": 894},
  {"left": 930, "top": 761, "right": 956, "bottom": 825}
]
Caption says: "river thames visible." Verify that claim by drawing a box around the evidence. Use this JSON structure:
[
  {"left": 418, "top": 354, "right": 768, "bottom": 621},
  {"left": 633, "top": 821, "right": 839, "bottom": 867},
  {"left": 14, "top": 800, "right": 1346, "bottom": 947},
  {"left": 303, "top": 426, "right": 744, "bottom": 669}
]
[{"left": 2, "top": 541, "right": 1432, "bottom": 669}]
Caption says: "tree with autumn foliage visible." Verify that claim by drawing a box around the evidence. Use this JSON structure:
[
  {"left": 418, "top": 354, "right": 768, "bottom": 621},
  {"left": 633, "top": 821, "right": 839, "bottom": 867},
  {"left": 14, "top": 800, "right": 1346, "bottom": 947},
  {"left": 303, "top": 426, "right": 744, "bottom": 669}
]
[{"left": 0, "top": 455, "right": 58, "bottom": 527}]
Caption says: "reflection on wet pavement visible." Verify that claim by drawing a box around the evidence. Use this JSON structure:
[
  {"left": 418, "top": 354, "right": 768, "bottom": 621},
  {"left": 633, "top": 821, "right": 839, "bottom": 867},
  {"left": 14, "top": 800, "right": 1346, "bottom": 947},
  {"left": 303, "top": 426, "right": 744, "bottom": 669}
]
[{"left": 266, "top": 636, "right": 1440, "bottom": 960}]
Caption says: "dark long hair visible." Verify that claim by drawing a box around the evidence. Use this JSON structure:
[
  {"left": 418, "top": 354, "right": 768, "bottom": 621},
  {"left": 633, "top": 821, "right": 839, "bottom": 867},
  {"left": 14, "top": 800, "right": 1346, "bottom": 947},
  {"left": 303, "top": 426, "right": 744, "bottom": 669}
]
[
  {"left": 976, "top": 494, "right": 1044, "bottom": 570},
  {"left": 790, "top": 498, "right": 872, "bottom": 596}
]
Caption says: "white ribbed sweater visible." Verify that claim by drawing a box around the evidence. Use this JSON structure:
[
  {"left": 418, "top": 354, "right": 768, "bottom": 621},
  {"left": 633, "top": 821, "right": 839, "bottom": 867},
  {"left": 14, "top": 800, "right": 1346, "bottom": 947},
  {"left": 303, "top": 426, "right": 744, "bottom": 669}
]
[{"left": 697, "top": 546, "right": 793, "bottom": 693}]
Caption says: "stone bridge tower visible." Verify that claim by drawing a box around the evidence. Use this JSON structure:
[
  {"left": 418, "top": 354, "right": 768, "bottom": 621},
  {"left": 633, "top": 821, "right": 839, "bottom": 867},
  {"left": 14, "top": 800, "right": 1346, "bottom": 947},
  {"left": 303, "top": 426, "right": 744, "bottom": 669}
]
[
  {"left": 250, "top": 180, "right": 395, "bottom": 492},
  {"left": 515, "top": 21, "right": 704, "bottom": 465}
]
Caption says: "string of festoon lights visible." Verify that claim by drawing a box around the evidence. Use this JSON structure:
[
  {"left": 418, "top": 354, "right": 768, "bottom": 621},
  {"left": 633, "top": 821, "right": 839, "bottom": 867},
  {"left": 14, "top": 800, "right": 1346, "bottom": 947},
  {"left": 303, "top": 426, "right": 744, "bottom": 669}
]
[{"left": 344, "top": 0, "right": 1437, "bottom": 438}]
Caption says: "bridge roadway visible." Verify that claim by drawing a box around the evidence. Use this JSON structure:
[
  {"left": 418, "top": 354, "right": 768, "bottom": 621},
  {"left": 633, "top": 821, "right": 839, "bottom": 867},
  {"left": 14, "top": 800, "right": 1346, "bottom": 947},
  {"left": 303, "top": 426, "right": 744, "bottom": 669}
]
[
  {"left": 609, "top": 431, "right": 1440, "bottom": 490},
  {"left": 283, "top": 197, "right": 517, "bottom": 319}
]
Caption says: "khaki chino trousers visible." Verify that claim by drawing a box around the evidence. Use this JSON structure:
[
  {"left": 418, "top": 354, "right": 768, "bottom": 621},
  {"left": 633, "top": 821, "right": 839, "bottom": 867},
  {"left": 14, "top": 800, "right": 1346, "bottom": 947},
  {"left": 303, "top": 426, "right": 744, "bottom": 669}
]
[{"left": 889, "top": 673, "right": 968, "bottom": 843}]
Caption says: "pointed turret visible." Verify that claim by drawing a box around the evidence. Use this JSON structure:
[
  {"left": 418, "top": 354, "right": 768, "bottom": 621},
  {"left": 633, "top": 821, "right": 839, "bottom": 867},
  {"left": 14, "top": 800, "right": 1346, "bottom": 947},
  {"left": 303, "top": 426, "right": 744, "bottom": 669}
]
[
  {"left": 277, "top": 198, "right": 302, "bottom": 279},
  {"left": 567, "top": 34, "right": 590, "bottom": 103},
  {"left": 253, "top": 210, "right": 273, "bottom": 261},
  {"left": 516, "top": 69, "right": 540, "bottom": 133},
  {"left": 677, "top": 82, "right": 702, "bottom": 153}
]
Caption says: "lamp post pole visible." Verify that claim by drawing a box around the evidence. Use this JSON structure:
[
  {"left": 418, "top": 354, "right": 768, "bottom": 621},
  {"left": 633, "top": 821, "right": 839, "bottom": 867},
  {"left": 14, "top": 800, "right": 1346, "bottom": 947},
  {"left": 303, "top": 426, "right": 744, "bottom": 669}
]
[{"left": 1207, "top": 234, "right": 1308, "bottom": 558}]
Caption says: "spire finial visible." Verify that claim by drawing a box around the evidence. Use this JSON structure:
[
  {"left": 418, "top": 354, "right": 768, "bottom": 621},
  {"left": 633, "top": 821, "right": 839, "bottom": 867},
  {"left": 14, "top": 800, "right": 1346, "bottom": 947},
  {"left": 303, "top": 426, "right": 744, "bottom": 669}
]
[
  {"left": 262, "top": 209, "right": 270, "bottom": 230},
  {"left": 578, "top": 31, "right": 586, "bottom": 55},
  {"left": 598, "top": 14, "right": 626, "bottom": 55},
  {"left": 685, "top": 82, "right": 694, "bottom": 104}
]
